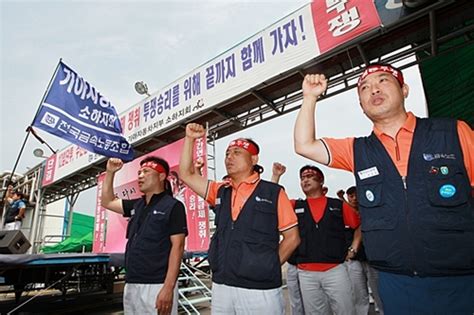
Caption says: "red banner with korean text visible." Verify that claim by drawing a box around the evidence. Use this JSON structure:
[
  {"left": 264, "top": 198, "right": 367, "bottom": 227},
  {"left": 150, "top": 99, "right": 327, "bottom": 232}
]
[
  {"left": 92, "top": 137, "right": 210, "bottom": 253},
  {"left": 41, "top": 154, "right": 57, "bottom": 187},
  {"left": 92, "top": 173, "right": 107, "bottom": 253},
  {"left": 311, "top": 0, "right": 381, "bottom": 54},
  {"left": 186, "top": 136, "right": 209, "bottom": 252}
]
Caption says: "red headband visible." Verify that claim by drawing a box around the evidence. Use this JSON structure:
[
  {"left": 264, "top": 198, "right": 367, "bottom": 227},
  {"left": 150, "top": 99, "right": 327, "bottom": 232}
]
[
  {"left": 301, "top": 169, "right": 323, "bottom": 181},
  {"left": 358, "top": 65, "right": 404, "bottom": 87},
  {"left": 227, "top": 139, "right": 259, "bottom": 155},
  {"left": 141, "top": 161, "right": 166, "bottom": 174}
]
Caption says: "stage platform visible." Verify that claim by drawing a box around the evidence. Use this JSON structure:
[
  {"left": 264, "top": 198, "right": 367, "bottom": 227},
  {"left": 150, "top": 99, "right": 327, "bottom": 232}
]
[{"left": 0, "top": 253, "right": 125, "bottom": 302}]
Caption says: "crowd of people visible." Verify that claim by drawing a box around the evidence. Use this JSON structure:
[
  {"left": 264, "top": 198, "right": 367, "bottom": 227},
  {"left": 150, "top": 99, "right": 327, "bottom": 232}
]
[{"left": 96, "top": 63, "right": 472, "bottom": 314}]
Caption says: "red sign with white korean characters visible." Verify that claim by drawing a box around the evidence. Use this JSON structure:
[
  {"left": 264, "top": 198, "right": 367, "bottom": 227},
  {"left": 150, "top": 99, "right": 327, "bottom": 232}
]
[
  {"left": 311, "top": 0, "right": 381, "bottom": 54},
  {"left": 186, "top": 137, "right": 210, "bottom": 252},
  {"left": 41, "top": 154, "right": 57, "bottom": 187},
  {"left": 92, "top": 173, "right": 107, "bottom": 253}
]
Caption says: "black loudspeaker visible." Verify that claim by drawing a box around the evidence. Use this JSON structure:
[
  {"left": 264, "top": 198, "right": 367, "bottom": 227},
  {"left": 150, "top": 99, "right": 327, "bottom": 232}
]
[{"left": 0, "top": 230, "right": 31, "bottom": 254}]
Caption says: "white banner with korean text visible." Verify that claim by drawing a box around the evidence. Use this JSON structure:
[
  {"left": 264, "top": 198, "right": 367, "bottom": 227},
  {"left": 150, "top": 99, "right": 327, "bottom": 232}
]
[{"left": 42, "top": 1, "right": 381, "bottom": 186}]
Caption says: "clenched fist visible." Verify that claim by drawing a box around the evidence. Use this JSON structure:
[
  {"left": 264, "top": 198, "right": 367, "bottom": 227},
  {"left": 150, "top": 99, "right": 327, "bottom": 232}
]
[
  {"left": 302, "top": 74, "right": 328, "bottom": 99},
  {"left": 106, "top": 158, "right": 123, "bottom": 173},
  {"left": 272, "top": 162, "right": 287, "bottom": 177},
  {"left": 185, "top": 123, "right": 206, "bottom": 139}
]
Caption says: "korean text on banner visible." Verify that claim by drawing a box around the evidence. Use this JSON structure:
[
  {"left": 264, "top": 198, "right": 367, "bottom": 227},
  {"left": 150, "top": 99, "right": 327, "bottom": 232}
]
[
  {"left": 32, "top": 61, "right": 134, "bottom": 161},
  {"left": 311, "top": 0, "right": 381, "bottom": 54}
]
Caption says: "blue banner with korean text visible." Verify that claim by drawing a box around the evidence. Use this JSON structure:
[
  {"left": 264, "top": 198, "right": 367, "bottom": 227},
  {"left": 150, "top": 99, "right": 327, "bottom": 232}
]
[{"left": 32, "top": 61, "right": 134, "bottom": 161}]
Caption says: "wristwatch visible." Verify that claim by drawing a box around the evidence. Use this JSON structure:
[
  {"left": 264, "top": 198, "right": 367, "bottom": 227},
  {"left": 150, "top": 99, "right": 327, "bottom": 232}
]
[{"left": 348, "top": 246, "right": 357, "bottom": 254}]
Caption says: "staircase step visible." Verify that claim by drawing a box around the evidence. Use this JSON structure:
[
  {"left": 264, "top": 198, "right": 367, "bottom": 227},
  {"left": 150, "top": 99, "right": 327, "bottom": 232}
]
[
  {"left": 178, "top": 276, "right": 193, "bottom": 281},
  {"left": 179, "top": 286, "right": 206, "bottom": 293},
  {"left": 180, "top": 296, "right": 212, "bottom": 305}
]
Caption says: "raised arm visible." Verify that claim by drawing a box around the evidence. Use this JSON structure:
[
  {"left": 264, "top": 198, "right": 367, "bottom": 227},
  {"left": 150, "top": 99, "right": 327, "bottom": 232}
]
[
  {"left": 6, "top": 185, "right": 14, "bottom": 204},
  {"left": 179, "top": 123, "right": 209, "bottom": 198},
  {"left": 337, "top": 189, "right": 347, "bottom": 202},
  {"left": 271, "top": 162, "right": 286, "bottom": 184},
  {"left": 101, "top": 158, "right": 124, "bottom": 214},
  {"left": 294, "top": 74, "right": 331, "bottom": 165}
]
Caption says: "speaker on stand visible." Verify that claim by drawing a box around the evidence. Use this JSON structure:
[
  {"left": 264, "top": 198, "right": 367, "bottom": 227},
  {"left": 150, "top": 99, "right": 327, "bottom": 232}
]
[{"left": 0, "top": 230, "right": 31, "bottom": 254}]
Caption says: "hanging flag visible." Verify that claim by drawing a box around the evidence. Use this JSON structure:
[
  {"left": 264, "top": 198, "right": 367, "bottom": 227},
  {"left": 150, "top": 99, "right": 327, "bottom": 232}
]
[{"left": 32, "top": 61, "right": 134, "bottom": 161}]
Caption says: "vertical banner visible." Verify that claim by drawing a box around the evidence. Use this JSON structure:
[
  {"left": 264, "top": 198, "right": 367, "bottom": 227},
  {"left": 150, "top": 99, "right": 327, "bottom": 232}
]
[
  {"left": 93, "top": 137, "right": 210, "bottom": 253},
  {"left": 185, "top": 137, "right": 210, "bottom": 252},
  {"left": 93, "top": 173, "right": 107, "bottom": 253},
  {"left": 311, "top": 0, "right": 381, "bottom": 54},
  {"left": 42, "top": 154, "right": 57, "bottom": 186}
]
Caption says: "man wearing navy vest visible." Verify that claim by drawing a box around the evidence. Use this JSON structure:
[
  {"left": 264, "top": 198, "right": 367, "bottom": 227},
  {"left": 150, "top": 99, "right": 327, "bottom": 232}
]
[
  {"left": 338, "top": 186, "right": 384, "bottom": 314},
  {"left": 294, "top": 64, "right": 474, "bottom": 313},
  {"left": 180, "top": 123, "right": 300, "bottom": 314},
  {"left": 102, "top": 156, "right": 188, "bottom": 315},
  {"left": 274, "top": 163, "right": 361, "bottom": 314}
]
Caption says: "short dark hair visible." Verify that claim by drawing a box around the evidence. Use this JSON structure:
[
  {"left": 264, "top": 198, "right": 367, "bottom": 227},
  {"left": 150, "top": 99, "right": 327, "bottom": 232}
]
[
  {"left": 169, "top": 170, "right": 179, "bottom": 179},
  {"left": 299, "top": 165, "right": 324, "bottom": 182},
  {"left": 14, "top": 191, "right": 25, "bottom": 199},
  {"left": 346, "top": 186, "right": 356, "bottom": 195}
]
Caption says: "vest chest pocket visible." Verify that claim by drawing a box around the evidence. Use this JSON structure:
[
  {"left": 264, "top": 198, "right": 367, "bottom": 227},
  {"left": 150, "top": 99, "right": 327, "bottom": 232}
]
[
  {"left": 141, "top": 211, "right": 168, "bottom": 241},
  {"left": 252, "top": 203, "right": 277, "bottom": 236},
  {"left": 426, "top": 165, "right": 469, "bottom": 208},
  {"left": 357, "top": 177, "right": 396, "bottom": 231},
  {"left": 235, "top": 236, "right": 279, "bottom": 283}
]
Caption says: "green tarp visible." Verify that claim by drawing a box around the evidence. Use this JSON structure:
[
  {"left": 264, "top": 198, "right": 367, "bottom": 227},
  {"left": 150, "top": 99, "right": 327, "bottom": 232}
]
[
  {"left": 41, "top": 212, "right": 94, "bottom": 253},
  {"left": 41, "top": 232, "right": 93, "bottom": 253},
  {"left": 418, "top": 26, "right": 474, "bottom": 127}
]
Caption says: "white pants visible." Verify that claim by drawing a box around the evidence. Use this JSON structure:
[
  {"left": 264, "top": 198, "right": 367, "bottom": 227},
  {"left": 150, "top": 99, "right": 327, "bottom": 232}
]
[
  {"left": 123, "top": 282, "right": 178, "bottom": 315},
  {"left": 211, "top": 282, "right": 284, "bottom": 315},
  {"left": 362, "top": 262, "right": 384, "bottom": 314},
  {"left": 3, "top": 221, "right": 21, "bottom": 231},
  {"left": 345, "top": 260, "right": 369, "bottom": 315},
  {"left": 286, "top": 263, "right": 305, "bottom": 315},
  {"left": 298, "top": 264, "right": 355, "bottom": 315}
]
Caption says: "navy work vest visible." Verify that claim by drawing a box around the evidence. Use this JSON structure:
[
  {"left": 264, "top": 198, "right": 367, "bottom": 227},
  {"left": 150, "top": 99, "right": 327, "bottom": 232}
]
[
  {"left": 292, "top": 198, "right": 347, "bottom": 264},
  {"left": 208, "top": 180, "right": 282, "bottom": 289},
  {"left": 354, "top": 118, "right": 473, "bottom": 276},
  {"left": 125, "top": 194, "right": 177, "bottom": 283}
]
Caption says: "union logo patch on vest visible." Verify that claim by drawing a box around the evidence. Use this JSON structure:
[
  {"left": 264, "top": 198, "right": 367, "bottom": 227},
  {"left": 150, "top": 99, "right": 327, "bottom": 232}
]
[{"left": 255, "top": 196, "right": 273, "bottom": 204}]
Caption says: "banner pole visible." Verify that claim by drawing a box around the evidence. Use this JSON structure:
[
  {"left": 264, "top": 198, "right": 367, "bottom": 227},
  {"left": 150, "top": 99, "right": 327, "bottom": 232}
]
[{"left": 4, "top": 59, "right": 63, "bottom": 191}]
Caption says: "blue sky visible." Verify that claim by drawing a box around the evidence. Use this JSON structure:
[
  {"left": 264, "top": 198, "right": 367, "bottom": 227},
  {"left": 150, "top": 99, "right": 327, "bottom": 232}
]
[{"left": 1, "top": 0, "right": 428, "bottom": 213}]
